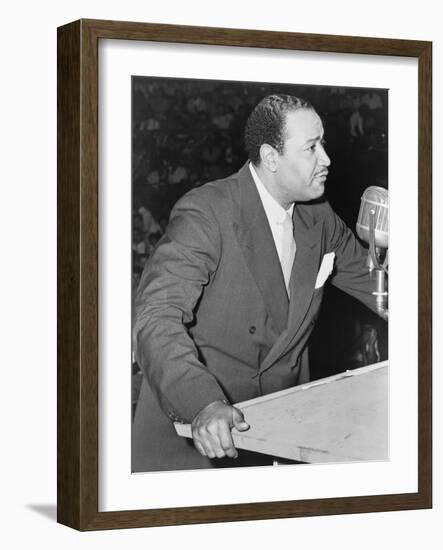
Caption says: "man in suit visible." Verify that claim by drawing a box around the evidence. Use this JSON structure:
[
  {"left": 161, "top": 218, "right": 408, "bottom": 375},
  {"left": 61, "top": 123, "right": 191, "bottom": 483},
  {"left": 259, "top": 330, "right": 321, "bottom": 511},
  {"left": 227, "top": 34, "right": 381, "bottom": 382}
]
[{"left": 132, "top": 94, "right": 384, "bottom": 472}]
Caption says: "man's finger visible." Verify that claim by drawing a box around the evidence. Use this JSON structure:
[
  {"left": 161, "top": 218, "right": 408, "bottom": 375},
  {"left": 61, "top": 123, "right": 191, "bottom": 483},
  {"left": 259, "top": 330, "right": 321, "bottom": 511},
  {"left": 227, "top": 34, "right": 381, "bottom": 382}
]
[
  {"left": 208, "top": 436, "right": 227, "bottom": 458},
  {"left": 218, "top": 424, "right": 238, "bottom": 458},
  {"left": 207, "top": 422, "right": 232, "bottom": 458},
  {"left": 193, "top": 427, "right": 216, "bottom": 458},
  {"left": 232, "top": 407, "right": 250, "bottom": 432},
  {"left": 199, "top": 436, "right": 216, "bottom": 459},
  {"left": 194, "top": 440, "right": 207, "bottom": 457}
]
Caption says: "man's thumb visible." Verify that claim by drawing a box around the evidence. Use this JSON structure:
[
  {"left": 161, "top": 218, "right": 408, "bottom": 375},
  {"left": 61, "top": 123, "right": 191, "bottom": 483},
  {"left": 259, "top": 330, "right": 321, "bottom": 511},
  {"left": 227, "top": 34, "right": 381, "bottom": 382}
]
[{"left": 232, "top": 407, "right": 250, "bottom": 431}]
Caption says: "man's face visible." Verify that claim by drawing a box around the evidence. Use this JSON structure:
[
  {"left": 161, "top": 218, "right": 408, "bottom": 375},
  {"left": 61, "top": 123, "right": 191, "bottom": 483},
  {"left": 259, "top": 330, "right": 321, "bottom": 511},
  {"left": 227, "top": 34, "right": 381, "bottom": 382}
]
[{"left": 275, "top": 109, "right": 331, "bottom": 204}]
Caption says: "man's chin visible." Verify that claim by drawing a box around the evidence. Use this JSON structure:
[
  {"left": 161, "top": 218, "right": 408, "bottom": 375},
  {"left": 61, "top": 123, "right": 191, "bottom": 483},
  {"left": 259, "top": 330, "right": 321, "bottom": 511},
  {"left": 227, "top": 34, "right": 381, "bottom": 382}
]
[
  {"left": 310, "top": 183, "right": 325, "bottom": 200},
  {"left": 293, "top": 185, "right": 325, "bottom": 203}
]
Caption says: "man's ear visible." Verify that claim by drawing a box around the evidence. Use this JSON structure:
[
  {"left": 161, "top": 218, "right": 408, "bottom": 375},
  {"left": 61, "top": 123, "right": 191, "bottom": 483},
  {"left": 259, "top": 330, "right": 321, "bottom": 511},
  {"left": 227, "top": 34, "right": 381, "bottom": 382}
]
[{"left": 259, "top": 144, "right": 279, "bottom": 173}]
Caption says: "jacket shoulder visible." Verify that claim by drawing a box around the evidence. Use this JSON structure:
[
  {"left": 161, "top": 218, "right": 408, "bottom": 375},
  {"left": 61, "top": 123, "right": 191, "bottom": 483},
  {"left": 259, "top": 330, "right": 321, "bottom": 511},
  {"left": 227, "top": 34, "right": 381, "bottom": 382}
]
[{"left": 173, "top": 172, "right": 239, "bottom": 214}]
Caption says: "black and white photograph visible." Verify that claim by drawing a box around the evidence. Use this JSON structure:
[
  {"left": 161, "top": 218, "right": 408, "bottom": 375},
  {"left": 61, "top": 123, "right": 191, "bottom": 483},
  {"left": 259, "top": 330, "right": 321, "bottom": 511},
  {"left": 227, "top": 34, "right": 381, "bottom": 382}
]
[
  {"left": 130, "top": 76, "right": 389, "bottom": 473},
  {"left": 2, "top": 0, "right": 439, "bottom": 543}
]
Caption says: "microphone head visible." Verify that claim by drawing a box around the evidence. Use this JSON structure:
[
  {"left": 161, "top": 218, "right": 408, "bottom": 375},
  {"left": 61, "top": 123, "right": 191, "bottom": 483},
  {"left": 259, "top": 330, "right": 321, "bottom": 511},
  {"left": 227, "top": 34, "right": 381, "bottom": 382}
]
[{"left": 356, "top": 186, "right": 389, "bottom": 249}]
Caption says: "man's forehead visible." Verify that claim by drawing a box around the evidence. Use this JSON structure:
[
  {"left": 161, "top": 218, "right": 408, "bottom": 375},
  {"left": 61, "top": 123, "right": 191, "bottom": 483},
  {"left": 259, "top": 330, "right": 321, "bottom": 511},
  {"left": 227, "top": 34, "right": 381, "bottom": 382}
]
[{"left": 284, "top": 109, "right": 324, "bottom": 142}]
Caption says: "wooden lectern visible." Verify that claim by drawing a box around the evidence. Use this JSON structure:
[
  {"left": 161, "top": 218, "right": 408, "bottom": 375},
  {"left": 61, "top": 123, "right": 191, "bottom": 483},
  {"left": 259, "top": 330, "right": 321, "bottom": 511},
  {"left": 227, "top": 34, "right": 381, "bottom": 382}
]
[{"left": 175, "top": 361, "right": 388, "bottom": 463}]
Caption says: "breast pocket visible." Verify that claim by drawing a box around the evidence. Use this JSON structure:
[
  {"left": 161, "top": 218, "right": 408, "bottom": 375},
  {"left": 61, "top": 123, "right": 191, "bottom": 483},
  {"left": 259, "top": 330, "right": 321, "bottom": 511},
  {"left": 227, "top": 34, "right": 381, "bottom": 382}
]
[{"left": 315, "top": 252, "right": 335, "bottom": 289}]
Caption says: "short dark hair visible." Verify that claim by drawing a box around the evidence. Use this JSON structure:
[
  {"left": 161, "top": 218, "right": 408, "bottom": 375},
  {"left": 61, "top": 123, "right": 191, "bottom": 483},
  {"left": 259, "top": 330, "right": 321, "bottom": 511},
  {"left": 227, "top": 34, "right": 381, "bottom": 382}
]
[{"left": 244, "top": 94, "right": 314, "bottom": 165}]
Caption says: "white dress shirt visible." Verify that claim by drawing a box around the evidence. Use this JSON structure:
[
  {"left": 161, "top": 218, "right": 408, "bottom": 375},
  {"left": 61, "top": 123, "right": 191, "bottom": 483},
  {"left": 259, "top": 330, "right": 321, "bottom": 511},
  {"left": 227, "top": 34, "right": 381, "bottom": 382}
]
[{"left": 249, "top": 163, "right": 296, "bottom": 291}]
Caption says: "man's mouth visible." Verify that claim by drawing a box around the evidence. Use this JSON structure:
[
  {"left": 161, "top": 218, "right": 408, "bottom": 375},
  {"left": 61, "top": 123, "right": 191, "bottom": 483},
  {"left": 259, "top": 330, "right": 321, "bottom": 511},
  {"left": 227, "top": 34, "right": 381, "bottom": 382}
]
[{"left": 315, "top": 170, "right": 328, "bottom": 178}]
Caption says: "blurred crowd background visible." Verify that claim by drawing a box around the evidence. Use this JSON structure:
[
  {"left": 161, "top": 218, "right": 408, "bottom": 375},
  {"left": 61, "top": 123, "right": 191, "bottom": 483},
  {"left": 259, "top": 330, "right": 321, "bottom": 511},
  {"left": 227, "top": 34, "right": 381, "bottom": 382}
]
[{"left": 131, "top": 77, "right": 388, "bottom": 412}]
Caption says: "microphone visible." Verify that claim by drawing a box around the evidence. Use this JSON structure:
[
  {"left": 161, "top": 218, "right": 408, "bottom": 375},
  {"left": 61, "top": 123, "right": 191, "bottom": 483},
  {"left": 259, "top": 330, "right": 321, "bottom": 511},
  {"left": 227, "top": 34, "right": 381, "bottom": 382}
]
[
  {"left": 356, "top": 186, "right": 389, "bottom": 251},
  {"left": 356, "top": 186, "right": 389, "bottom": 317}
]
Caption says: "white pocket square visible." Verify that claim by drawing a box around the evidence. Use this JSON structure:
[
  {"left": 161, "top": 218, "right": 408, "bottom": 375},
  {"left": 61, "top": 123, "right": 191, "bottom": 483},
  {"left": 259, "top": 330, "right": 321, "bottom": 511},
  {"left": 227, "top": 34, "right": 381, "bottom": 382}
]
[{"left": 315, "top": 252, "right": 335, "bottom": 289}]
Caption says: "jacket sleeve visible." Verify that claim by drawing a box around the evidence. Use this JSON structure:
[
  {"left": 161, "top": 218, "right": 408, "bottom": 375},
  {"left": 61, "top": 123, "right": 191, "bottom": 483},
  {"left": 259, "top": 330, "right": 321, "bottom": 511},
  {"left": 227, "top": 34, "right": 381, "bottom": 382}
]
[
  {"left": 324, "top": 203, "right": 383, "bottom": 316},
  {"left": 133, "top": 190, "right": 228, "bottom": 423}
]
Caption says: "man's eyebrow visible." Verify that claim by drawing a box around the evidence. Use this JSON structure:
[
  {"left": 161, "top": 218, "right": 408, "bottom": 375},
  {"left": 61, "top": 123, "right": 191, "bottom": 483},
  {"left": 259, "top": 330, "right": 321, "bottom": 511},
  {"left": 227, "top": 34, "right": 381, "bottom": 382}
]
[{"left": 304, "top": 135, "right": 324, "bottom": 145}]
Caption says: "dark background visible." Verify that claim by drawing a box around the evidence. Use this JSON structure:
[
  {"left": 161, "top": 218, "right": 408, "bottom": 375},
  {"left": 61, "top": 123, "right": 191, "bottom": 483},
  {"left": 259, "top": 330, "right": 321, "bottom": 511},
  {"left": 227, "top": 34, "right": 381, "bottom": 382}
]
[{"left": 131, "top": 76, "right": 388, "bottom": 410}]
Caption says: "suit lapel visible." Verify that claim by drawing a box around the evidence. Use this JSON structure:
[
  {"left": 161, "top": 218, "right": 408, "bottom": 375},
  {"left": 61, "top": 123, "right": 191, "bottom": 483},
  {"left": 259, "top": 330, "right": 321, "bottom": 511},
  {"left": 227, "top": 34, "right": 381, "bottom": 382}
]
[
  {"left": 233, "top": 164, "right": 289, "bottom": 335},
  {"left": 287, "top": 206, "right": 324, "bottom": 330},
  {"left": 259, "top": 204, "right": 324, "bottom": 372}
]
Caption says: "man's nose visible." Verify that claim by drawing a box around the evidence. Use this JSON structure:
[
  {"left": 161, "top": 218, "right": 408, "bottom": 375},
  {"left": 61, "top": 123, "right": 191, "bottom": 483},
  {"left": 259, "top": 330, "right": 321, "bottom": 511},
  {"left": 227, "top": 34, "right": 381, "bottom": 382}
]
[{"left": 318, "top": 144, "right": 331, "bottom": 167}]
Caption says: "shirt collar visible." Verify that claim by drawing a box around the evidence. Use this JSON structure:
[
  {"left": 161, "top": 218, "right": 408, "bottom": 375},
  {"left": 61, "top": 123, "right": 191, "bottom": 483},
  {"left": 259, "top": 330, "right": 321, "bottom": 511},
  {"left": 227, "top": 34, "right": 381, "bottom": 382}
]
[{"left": 249, "top": 162, "right": 294, "bottom": 224}]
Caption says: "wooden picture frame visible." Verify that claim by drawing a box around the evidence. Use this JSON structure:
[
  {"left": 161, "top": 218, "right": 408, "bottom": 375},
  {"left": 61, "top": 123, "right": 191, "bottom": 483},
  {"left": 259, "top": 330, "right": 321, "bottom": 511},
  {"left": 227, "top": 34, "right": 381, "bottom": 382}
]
[{"left": 57, "top": 19, "right": 432, "bottom": 530}]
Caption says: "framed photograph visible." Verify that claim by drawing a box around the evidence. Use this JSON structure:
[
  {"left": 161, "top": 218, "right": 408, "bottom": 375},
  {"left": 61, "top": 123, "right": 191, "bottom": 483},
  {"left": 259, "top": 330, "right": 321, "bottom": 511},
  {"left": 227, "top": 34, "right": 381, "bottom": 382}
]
[{"left": 57, "top": 19, "right": 432, "bottom": 530}]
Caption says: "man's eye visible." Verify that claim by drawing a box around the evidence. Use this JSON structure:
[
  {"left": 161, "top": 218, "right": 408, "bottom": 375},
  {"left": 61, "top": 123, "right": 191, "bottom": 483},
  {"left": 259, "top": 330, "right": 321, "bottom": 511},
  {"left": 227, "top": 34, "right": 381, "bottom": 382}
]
[{"left": 307, "top": 139, "right": 325, "bottom": 152}]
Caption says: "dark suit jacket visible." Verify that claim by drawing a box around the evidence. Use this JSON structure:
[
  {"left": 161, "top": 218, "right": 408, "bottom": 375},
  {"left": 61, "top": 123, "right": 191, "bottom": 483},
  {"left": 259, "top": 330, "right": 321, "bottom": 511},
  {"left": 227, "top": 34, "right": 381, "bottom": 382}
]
[{"left": 132, "top": 163, "right": 378, "bottom": 471}]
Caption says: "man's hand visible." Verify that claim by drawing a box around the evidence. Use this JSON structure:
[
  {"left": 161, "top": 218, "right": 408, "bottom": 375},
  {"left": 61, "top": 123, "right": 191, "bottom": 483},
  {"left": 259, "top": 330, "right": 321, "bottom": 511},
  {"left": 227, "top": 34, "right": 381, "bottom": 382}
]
[{"left": 191, "top": 400, "right": 250, "bottom": 459}]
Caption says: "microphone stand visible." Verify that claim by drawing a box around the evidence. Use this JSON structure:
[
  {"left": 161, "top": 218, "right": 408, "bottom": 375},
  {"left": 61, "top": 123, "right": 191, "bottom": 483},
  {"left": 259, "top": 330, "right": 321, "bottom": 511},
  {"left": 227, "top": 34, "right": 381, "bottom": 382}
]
[{"left": 368, "top": 209, "right": 388, "bottom": 318}]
